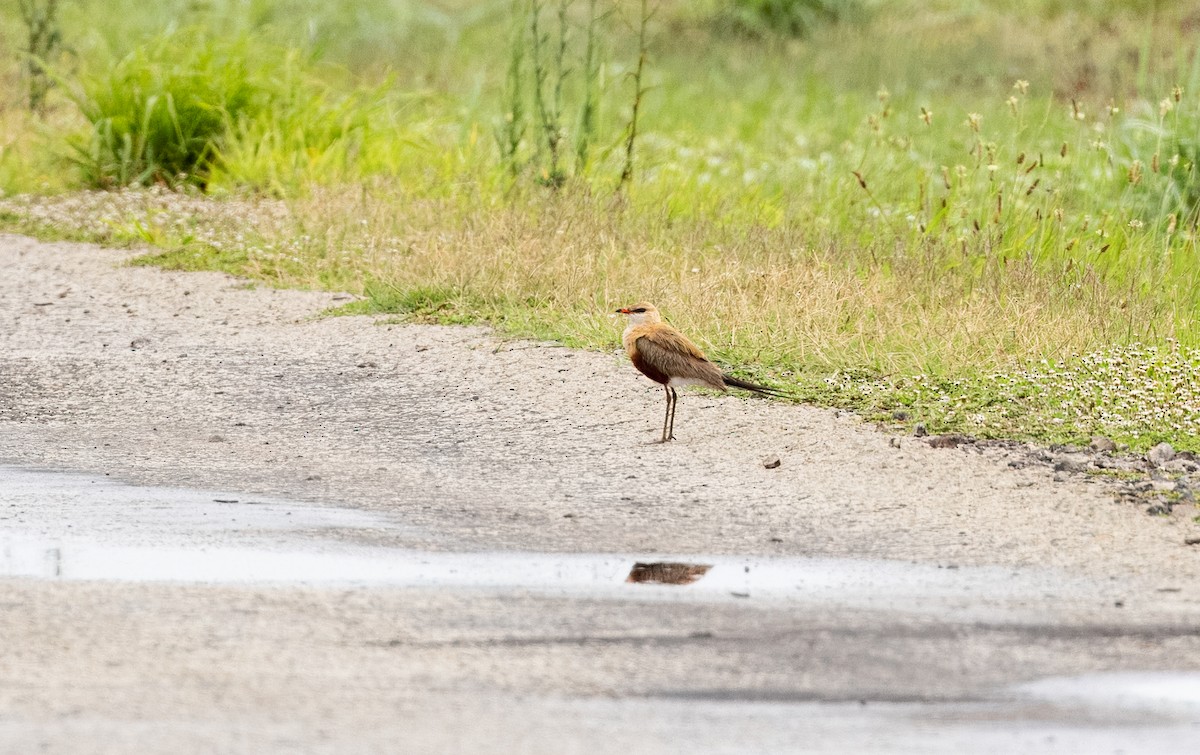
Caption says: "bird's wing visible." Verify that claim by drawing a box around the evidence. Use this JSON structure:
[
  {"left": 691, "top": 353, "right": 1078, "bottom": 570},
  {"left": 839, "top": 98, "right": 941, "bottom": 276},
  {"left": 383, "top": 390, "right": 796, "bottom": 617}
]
[{"left": 633, "top": 326, "right": 726, "bottom": 388}]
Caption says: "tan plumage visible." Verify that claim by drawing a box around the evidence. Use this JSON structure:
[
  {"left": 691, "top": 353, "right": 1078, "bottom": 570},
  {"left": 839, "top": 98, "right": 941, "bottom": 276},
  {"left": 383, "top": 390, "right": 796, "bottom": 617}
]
[{"left": 616, "top": 302, "right": 782, "bottom": 442}]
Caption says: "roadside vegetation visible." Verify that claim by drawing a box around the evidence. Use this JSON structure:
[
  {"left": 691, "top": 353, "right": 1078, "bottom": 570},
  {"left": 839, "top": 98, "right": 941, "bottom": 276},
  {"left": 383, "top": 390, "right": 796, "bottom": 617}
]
[{"left": 2, "top": 0, "right": 1200, "bottom": 450}]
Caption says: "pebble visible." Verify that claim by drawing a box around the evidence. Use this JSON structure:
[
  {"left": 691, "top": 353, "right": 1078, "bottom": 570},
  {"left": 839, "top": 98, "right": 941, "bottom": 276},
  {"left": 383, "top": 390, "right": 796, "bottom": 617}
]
[
  {"left": 1053, "top": 456, "right": 1090, "bottom": 474},
  {"left": 1161, "top": 459, "right": 1198, "bottom": 474},
  {"left": 763, "top": 456, "right": 781, "bottom": 470},
  {"left": 1089, "top": 436, "right": 1118, "bottom": 454},
  {"left": 1093, "top": 456, "right": 1138, "bottom": 472},
  {"left": 1147, "top": 442, "right": 1176, "bottom": 468},
  {"left": 913, "top": 423, "right": 928, "bottom": 437}
]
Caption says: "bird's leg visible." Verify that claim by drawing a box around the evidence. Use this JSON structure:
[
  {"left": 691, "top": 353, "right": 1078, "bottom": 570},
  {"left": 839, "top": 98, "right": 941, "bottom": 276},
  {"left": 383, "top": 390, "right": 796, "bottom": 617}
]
[
  {"left": 660, "top": 385, "right": 672, "bottom": 443},
  {"left": 666, "top": 386, "right": 677, "bottom": 442}
]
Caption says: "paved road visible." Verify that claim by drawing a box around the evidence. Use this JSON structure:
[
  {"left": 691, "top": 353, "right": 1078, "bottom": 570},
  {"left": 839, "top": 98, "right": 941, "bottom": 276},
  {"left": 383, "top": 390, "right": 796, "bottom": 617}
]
[{"left": 2, "top": 234, "right": 1199, "bottom": 753}]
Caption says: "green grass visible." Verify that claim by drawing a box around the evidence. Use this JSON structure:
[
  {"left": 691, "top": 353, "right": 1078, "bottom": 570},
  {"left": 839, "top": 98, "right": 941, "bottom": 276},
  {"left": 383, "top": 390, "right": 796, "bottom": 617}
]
[
  {"left": 129, "top": 246, "right": 263, "bottom": 275},
  {"left": 329, "top": 281, "right": 486, "bottom": 325},
  {"left": 3, "top": 0, "right": 1200, "bottom": 450},
  {"left": 65, "top": 28, "right": 267, "bottom": 188}
]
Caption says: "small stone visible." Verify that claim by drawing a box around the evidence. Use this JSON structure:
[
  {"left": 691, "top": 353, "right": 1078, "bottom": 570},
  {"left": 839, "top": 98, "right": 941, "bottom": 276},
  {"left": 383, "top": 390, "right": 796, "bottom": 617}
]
[
  {"left": 1053, "top": 456, "right": 1090, "bottom": 474},
  {"left": 1089, "top": 436, "right": 1118, "bottom": 454},
  {"left": 889, "top": 437, "right": 901, "bottom": 449},
  {"left": 891, "top": 410, "right": 910, "bottom": 421},
  {"left": 913, "top": 423, "right": 928, "bottom": 438},
  {"left": 207, "top": 434, "right": 226, "bottom": 443},
  {"left": 130, "top": 337, "right": 151, "bottom": 350},
  {"left": 1052, "top": 472, "right": 1067, "bottom": 482},
  {"left": 1094, "top": 456, "right": 1138, "bottom": 472},
  {"left": 1185, "top": 537, "right": 1200, "bottom": 546},
  {"left": 305, "top": 474, "right": 322, "bottom": 481},
  {"left": 763, "top": 456, "right": 781, "bottom": 470},
  {"left": 928, "top": 434, "right": 968, "bottom": 449},
  {"left": 1162, "top": 459, "right": 1198, "bottom": 474},
  {"left": 1147, "top": 442, "right": 1176, "bottom": 468}
]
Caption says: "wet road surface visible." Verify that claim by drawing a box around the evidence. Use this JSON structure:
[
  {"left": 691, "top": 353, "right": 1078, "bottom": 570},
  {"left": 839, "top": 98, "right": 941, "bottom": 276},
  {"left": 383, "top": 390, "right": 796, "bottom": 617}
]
[{"left": 1, "top": 466, "right": 1199, "bottom": 754}]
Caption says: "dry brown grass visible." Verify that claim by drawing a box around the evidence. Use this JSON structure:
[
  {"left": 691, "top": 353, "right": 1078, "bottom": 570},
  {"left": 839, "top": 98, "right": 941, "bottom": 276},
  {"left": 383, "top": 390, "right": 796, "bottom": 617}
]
[
  {"left": 0, "top": 186, "right": 1151, "bottom": 379},
  {"left": 329, "top": 191, "right": 1147, "bottom": 370}
]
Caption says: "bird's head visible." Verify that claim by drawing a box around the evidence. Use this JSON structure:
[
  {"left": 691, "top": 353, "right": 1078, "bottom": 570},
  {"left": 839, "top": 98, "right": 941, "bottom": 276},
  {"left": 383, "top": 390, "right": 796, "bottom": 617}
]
[{"left": 615, "top": 302, "right": 661, "bottom": 326}]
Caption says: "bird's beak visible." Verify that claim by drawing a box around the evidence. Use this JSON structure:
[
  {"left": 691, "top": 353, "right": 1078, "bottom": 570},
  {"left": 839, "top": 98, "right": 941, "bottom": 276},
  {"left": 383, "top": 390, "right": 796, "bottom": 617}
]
[{"left": 616, "top": 307, "right": 631, "bottom": 314}]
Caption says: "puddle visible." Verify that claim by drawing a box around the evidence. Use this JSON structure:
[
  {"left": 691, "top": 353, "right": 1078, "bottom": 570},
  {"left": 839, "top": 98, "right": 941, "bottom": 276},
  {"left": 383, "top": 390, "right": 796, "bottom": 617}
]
[
  {"left": 1018, "top": 672, "right": 1200, "bottom": 712},
  {"left": 0, "top": 466, "right": 387, "bottom": 546},
  {"left": 0, "top": 532, "right": 1106, "bottom": 619},
  {"left": 0, "top": 537, "right": 954, "bottom": 594},
  {"left": 0, "top": 466, "right": 1101, "bottom": 615},
  {"left": 0, "top": 532, "right": 1095, "bottom": 615}
]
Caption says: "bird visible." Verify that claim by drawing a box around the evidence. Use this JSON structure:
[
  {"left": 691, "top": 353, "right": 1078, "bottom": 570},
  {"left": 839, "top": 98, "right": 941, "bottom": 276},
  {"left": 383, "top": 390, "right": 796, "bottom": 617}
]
[{"left": 615, "top": 302, "right": 783, "bottom": 442}]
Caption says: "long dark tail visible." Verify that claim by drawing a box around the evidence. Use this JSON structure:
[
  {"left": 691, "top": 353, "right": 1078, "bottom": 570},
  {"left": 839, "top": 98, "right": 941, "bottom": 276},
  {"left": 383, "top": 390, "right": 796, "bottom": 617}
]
[{"left": 722, "top": 373, "right": 788, "bottom": 397}]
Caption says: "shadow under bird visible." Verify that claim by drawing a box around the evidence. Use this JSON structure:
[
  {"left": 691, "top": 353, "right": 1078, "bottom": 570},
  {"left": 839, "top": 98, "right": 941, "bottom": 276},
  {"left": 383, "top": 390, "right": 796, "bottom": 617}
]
[{"left": 616, "top": 302, "right": 785, "bottom": 443}]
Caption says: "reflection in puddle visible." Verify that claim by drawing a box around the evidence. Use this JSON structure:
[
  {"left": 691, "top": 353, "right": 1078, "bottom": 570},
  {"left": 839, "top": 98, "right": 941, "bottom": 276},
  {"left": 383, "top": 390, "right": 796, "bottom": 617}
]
[{"left": 627, "top": 562, "right": 712, "bottom": 585}]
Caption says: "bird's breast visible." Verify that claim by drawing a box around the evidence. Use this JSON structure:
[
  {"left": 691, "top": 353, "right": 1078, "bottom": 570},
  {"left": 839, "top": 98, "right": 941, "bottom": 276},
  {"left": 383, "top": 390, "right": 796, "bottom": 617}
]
[{"left": 622, "top": 324, "right": 640, "bottom": 357}]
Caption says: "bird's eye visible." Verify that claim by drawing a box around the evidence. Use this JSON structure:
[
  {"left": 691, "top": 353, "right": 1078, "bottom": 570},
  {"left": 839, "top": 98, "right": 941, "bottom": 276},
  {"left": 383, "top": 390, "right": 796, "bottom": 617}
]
[{"left": 633, "top": 307, "right": 646, "bottom": 313}]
